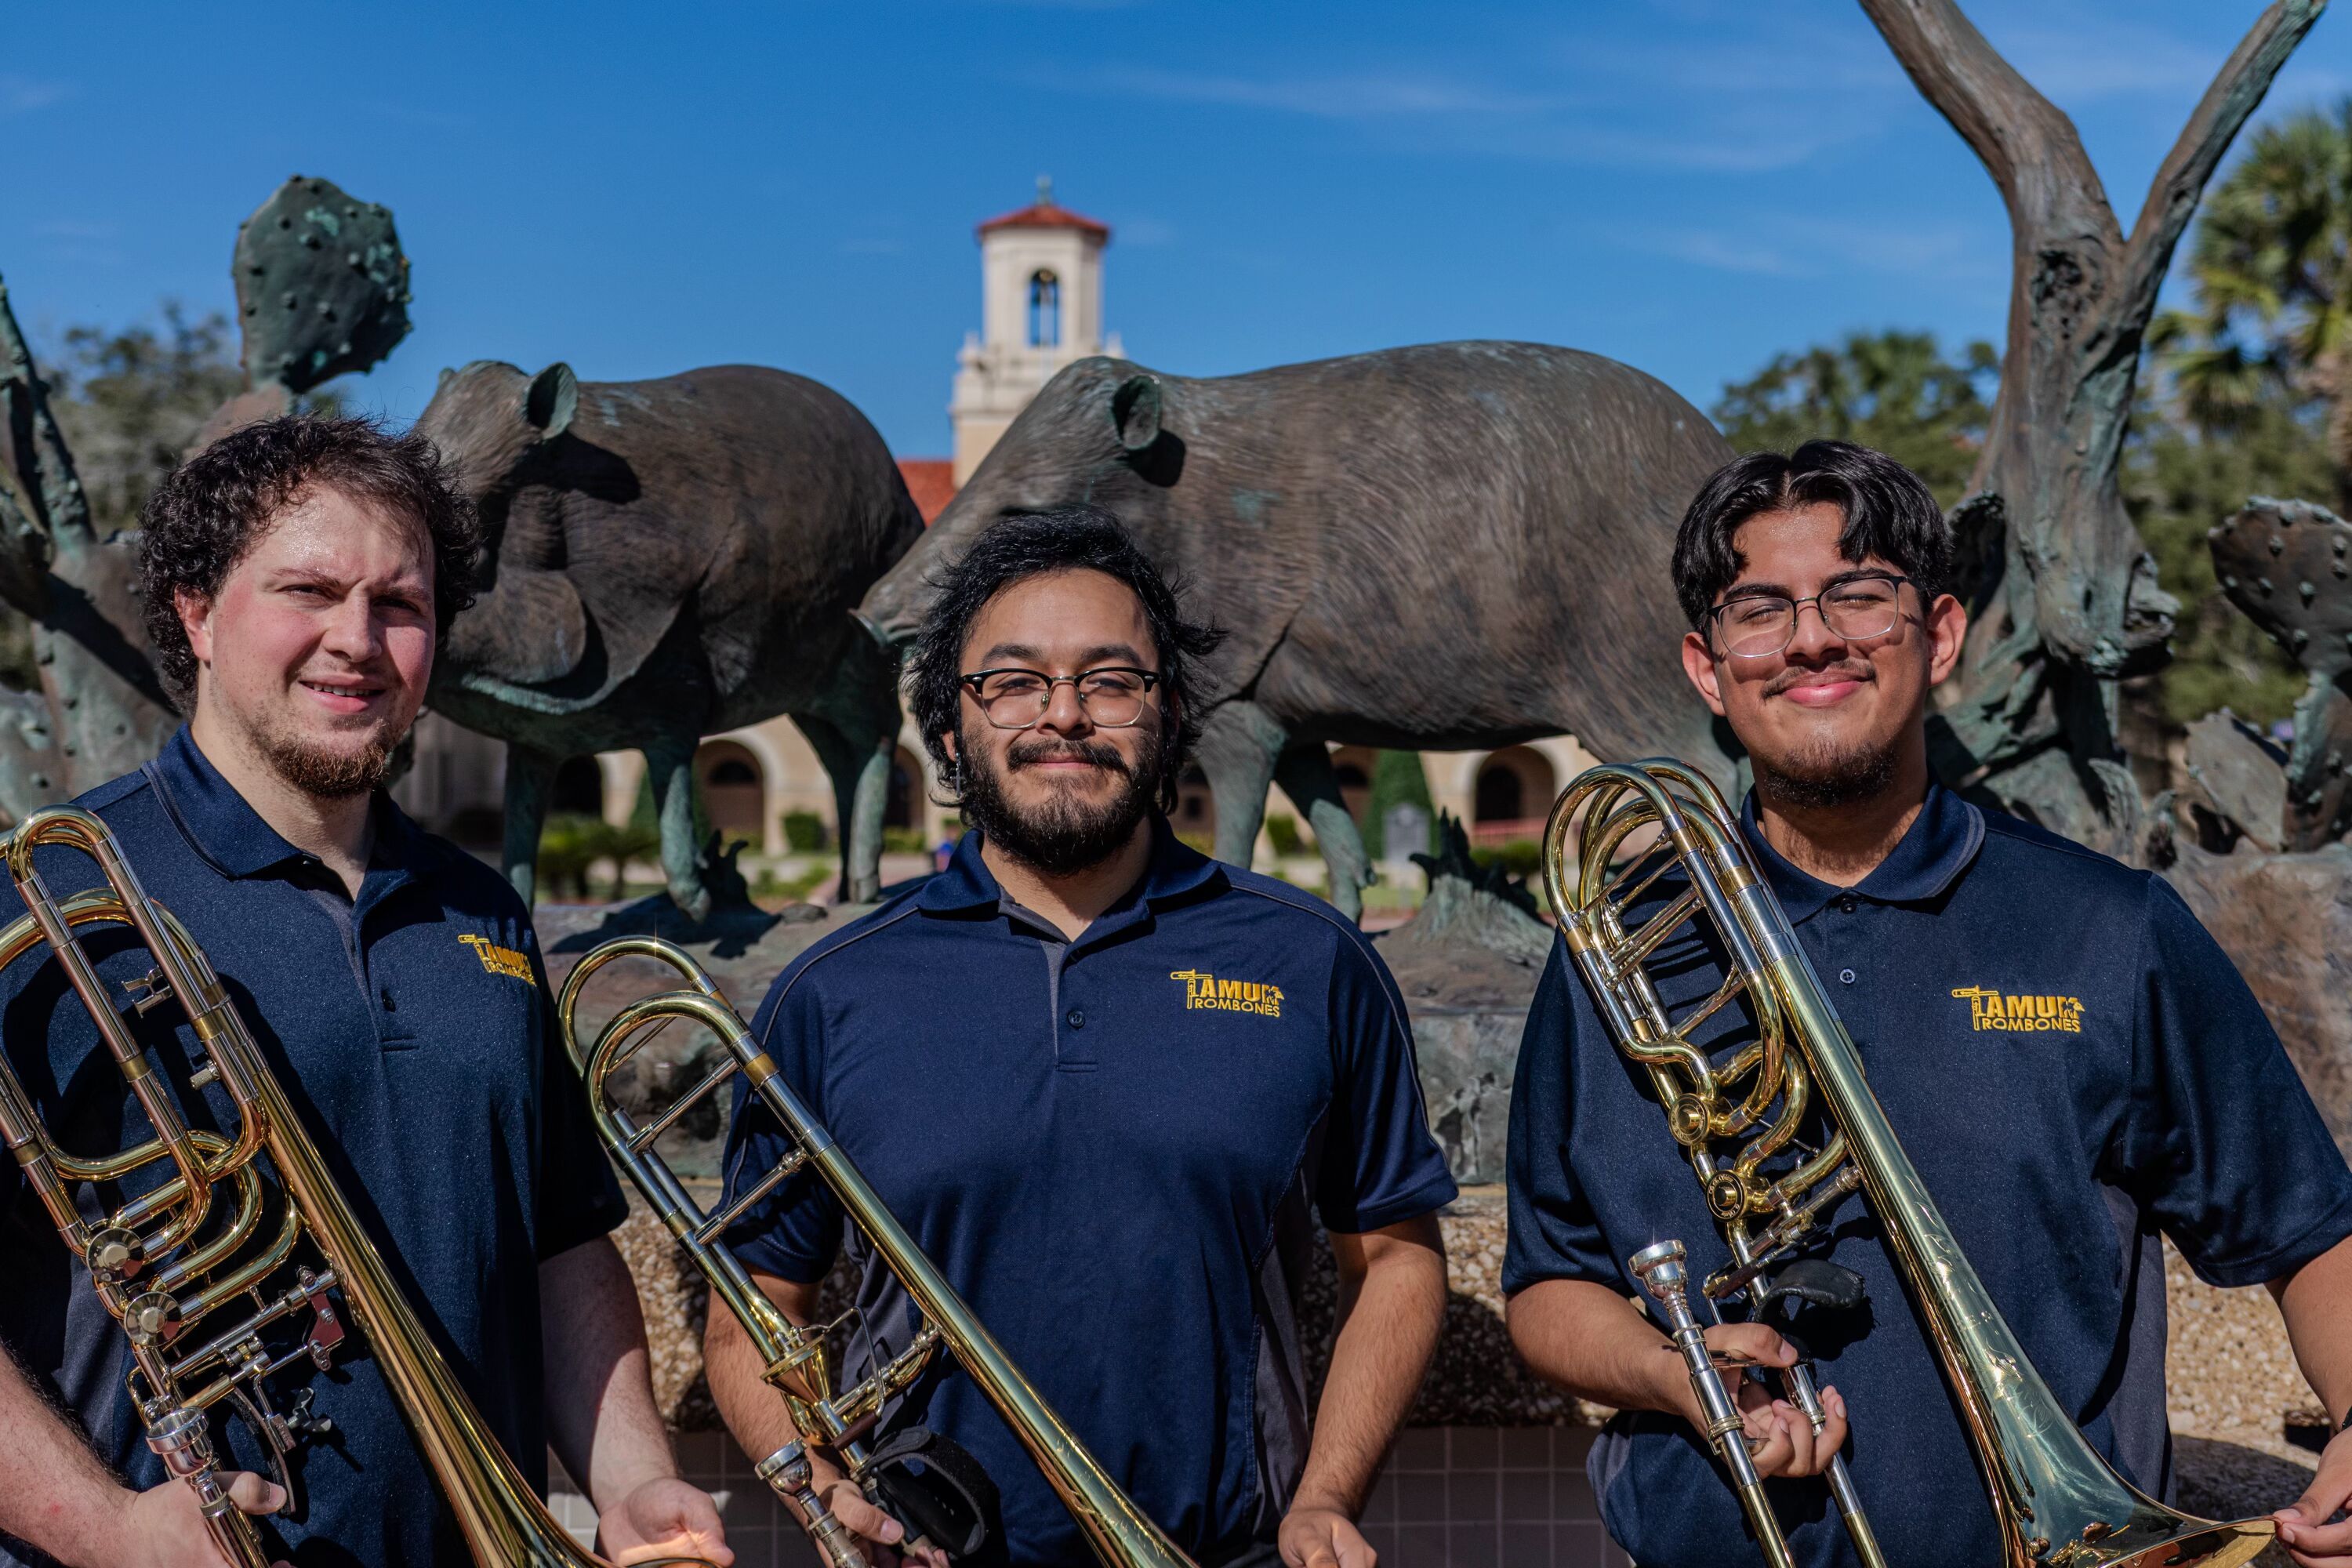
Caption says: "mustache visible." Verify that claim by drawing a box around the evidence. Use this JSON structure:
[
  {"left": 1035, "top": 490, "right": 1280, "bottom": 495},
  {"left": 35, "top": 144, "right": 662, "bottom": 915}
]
[
  {"left": 1006, "top": 735, "right": 1130, "bottom": 775},
  {"left": 1764, "top": 659, "right": 1876, "bottom": 699}
]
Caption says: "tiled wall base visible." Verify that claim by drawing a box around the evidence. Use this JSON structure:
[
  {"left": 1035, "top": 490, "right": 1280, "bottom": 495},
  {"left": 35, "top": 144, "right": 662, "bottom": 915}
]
[{"left": 552, "top": 1427, "right": 1630, "bottom": 1566}]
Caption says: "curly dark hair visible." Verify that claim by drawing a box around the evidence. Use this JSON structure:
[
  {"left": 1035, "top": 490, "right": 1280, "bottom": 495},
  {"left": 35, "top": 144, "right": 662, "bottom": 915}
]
[
  {"left": 140, "top": 416, "right": 482, "bottom": 710},
  {"left": 907, "top": 505, "right": 1225, "bottom": 813},
  {"left": 1671, "top": 438, "right": 1954, "bottom": 633}
]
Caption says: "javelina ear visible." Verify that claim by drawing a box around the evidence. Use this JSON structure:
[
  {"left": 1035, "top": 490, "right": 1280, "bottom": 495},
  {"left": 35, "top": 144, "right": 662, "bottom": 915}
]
[
  {"left": 524, "top": 363, "right": 578, "bottom": 441},
  {"left": 1110, "top": 374, "right": 1161, "bottom": 452}
]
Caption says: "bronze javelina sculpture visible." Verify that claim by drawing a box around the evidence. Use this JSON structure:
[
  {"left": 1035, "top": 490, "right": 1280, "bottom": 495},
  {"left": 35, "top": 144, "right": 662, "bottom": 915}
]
[
  {"left": 859, "top": 343, "right": 1737, "bottom": 920},
  {"left": 417, "top": 360, "right": 923, "bottom": 919}
]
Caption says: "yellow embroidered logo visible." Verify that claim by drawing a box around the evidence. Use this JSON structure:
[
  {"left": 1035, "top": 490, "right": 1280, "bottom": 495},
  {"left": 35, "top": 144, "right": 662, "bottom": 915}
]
[
  {"left": 1170, "top": 968, "right": 1284, "bottom": 1018},
  {"left": 1950, "top": 986, "right": 2084, "bottom": 1033},
  {"left": 459, "top": 934, "right": 535, "bottom": 984}
]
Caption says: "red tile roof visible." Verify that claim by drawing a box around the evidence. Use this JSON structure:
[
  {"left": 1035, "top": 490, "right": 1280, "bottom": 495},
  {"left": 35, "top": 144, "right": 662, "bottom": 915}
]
[
  {"left": 976, "top": 199, "right": 1110, "bottom": 243},
  {"left": 896, "top": 458, "right": 956, "bottom": 524}
]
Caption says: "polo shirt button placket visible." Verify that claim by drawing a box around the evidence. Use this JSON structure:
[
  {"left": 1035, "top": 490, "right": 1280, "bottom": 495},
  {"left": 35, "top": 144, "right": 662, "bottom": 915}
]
[{"left": 1066, "top": 1007, "right": 1085, "bottom": 1029}]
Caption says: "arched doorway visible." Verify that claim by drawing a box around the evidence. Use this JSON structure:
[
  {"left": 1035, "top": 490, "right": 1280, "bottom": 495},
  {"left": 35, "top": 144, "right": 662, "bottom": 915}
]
[
  {"left": 1471, "top": 746, "right": 1556, "bottom": 845},
  {"left": 1330, "top": 746, "right": 1377, "bottom": 828},
  {"left": 1174, "top": 764, "right": 1217, "bottom": 844},
  {"left": 886, "top": 746, "right": 923, "bottom": 833},
  {"left": 695, "top": 740, "right": 766, "bottom": 844},
  {"left": 552, "top": 756, "right": 604, "bottom": 817}
]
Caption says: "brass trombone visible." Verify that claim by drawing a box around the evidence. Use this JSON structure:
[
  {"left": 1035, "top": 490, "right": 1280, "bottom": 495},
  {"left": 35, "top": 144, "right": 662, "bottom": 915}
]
[
  {"left": 0, "top": 806, "right": 711, "bottom": 1567},
  {"left": 557, "top": 936, "right": 1196, "bottom": 1568},
  {"left": 1541, "top": 761, "right": 2274, "bottom": 1568}
]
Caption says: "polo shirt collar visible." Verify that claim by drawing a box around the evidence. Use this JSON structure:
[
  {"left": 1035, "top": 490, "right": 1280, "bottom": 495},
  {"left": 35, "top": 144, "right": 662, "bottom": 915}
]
[
  {"left": 146, "top": 725, "right": 421, "bottom": 884},
  {"left": 1737, "top": 780, "right": 1984, "bottom": 922},
  {"left": 917, "top": 813, "right": 1225, "bottom": 928}
]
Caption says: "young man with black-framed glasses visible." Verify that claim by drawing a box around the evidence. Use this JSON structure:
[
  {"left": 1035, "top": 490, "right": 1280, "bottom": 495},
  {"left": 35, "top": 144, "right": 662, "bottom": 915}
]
[
  {"left": 703, "top": 504, "right": 1457, "bottom": 1568},
  {"left": 1502, "top": 437, "right": 2352, "bottom": 1566}
]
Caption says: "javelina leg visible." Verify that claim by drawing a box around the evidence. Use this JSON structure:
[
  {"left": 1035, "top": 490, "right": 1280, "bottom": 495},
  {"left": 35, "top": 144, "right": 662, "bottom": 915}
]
[
  {"left": 797, "top": 712, "right": 891, "bottom": 904},
  {"left": 1274, "top": 739, "right": 1374, "bottom": 924},
  {"left": 502, "top": 743, "right": 559, "bottom": 906},
  {"left": 644, "top": 731, "right": 711, "bottom": 923},
  {"left": 1196, "top": 700, "right": 1286, "bottom": 874}
]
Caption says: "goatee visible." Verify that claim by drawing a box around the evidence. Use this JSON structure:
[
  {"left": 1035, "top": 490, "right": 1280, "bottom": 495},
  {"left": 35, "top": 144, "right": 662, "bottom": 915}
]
[
  {"left": 957, "top": 723, "right": 1169, "bottom": 877},
  {"left": 253, "top": 724, "right": 399, "bottom": 800},
  {"left": 1754, "top": 731, "right": 1902, "bottom": 811}
]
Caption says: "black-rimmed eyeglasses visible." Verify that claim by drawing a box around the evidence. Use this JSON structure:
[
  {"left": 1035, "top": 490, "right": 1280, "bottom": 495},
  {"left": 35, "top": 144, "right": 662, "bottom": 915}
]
[
  {"left": 1707, "top": 574, "right": 1913, "bottom": 659},
  {"left": 960, "top": 666, "right": 1163, "bottom": 730}
]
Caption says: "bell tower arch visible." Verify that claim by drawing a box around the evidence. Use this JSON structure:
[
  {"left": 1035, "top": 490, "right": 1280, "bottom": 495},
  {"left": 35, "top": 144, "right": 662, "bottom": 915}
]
[{"left": 950, "top": 176, "right": 1120, "bottom": 484}]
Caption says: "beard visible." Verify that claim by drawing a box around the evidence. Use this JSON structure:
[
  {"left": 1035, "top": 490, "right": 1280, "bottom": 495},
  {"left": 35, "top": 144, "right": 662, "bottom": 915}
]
[
  {"left": 1751, "top": 662, "right": 1902, "bottom": 810},
  {"left": 1753, "top": 731, "right": 1901, "bottom": 811},
  {"left": 957, "top": 721, "right": 1171, "bottom": 878},
  {"left": 246, "top": 713, "right": 401, "bottom": 800}
]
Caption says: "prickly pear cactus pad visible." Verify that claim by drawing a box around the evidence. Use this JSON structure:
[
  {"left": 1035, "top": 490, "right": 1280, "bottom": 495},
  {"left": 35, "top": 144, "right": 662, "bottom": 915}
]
[
  {"left": 2211, "top": 498, "right": 2352, "bottom": 849},
  {"left": 232, "top": 175, "right": 410, "bottom": 395}
]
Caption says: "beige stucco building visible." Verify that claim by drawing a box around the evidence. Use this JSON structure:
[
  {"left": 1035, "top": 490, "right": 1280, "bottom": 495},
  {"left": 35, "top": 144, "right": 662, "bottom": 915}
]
[{"left": 949, "top": 178, "right": 1121, "bottom": 485}]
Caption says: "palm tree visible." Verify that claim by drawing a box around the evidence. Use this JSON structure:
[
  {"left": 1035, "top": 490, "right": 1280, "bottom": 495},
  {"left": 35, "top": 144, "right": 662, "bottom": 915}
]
[{"left": 2158, "top": 98, "right": 2352, "bottom": 499}]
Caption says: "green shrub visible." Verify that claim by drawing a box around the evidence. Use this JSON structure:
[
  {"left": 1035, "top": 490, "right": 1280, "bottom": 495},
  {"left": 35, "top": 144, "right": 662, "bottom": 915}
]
[
  {"left": 1265, "top": 813, "right": 1304, "bottom": 857},
  {"left": 536, "top": 812, "right": 659, "bottom": 902},
  {"left": 1363, "top": 750, "right": 1435, "bottom": 859},
  {"left": 1472, "top": 839, "right": 1543, "bottom": 877},
  {"left": 535, "top": 813, "right": 605, "bottom": 901},
  {"left": 782, "top": 810, "right": 828, "bottom": 852},
  {"left": 881, "top": 826, "right": 929, "bottom": 855},
  {"left": 753, "top": 862, "right": 833, "bottom": 903}
]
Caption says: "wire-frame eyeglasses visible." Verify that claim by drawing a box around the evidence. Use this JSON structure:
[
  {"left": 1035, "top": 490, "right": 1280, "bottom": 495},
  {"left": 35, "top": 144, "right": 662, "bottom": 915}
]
[{"left": 1707, "top": 574, "right": 1913, "bottom": 659}]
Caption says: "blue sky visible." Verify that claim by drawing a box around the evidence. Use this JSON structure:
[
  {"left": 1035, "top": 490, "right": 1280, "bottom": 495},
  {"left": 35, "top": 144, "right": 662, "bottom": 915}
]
[{"left": 5, "top": 1, "right": 2347, "bottom": 456}]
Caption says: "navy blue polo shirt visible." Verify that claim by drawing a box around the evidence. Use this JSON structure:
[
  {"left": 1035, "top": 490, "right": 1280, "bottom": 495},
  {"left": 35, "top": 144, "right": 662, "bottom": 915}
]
[
  {"left": 0, "top": 728, "right": 626, "bottom": 1568},
  {"left": 1503, "top": 782, "right": 2352, "bottom": 1568},
  {"left": 718, "top": 820, "right": 1457, "bottom": 1566}
]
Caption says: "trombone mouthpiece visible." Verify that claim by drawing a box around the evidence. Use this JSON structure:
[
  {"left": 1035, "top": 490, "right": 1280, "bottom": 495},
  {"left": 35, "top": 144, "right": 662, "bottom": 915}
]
[{"left": 1628, "top": 1240, "right": 1690, "bottom": 1301}]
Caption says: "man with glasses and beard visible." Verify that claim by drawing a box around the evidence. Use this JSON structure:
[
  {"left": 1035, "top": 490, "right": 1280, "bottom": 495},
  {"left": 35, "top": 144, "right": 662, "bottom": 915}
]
[
  {"left": 1502, "top": 440, "right": 2352, "bottom": 1566},
  {"left": 705, "top": 506, "right": 1456, "bottom": 1568},
  {"left": 0, "top": 418, "right": 727, "bottom": 1568}
]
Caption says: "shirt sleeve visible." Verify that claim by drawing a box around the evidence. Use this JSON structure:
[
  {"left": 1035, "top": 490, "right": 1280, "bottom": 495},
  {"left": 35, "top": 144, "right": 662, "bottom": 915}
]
[
  {"left": 1502, "top": 937, "right": 1620, "bottom": 1296},
  {"left": 528, "top": 933, "right": 630, "bottom": 1261},
  {"left": 718, "top": 957, "right": 845, "bottom": 1284},
  {"left": 1312, "top": 929, "right": 1458, "bottom": 1235},
  {"left": 2122, "top": 875, "right": 2352, "bottom": 1288}
]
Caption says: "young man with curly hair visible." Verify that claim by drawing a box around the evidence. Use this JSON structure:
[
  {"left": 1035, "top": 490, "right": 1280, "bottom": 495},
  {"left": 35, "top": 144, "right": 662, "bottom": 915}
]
[{"left": 0, "top": 418, "right": 728, "bottom": 1568}]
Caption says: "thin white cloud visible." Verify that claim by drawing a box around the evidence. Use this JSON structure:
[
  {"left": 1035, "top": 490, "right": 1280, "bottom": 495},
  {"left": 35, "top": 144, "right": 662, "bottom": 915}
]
[
  {"left": 1050, "top": 62, "right": 1841, "bottom": 172},
  {"left": 1993, "top": 23, "right": 2220, "bottom": 100},
  {"left": 0, "top": 75, "right": 71, "bottom": 116},
  {"left": 1600, "top": 215, "right": 2004, "bottom": 284},
  {"left": 1093, "top": 66, "right": 1564, "bottom": 120},
  {"left": 1632, "top": 229, "right": 1811, "bottom": 278}
]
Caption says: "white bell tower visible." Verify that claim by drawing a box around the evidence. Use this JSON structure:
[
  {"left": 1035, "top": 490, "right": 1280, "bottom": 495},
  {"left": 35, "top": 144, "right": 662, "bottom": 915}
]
[{"left": 950, "top": 176, "right": 1120, "bottom": 485}]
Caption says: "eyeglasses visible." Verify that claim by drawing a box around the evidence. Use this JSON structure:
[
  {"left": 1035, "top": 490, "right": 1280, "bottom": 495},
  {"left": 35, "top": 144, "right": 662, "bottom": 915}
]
[
  {"left": 1707, "top": 574, "right": 1913, "bottom": 659},
  {"left": 960, "top": 666, "right": 1163, "bottom": 729}
]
